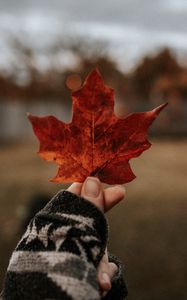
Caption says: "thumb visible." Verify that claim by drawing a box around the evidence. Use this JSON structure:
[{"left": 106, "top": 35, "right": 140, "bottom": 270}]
[{"left": 81, "top": 177, "right": 104, "bottom": 211}]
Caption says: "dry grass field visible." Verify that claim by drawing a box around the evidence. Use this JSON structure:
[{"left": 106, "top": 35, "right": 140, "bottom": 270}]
[{"left": 0, "top": 139, "right": 186, "bottom": 299}]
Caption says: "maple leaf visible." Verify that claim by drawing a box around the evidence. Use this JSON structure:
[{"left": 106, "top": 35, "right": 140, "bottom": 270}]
[{"left": 28, "top": 69, "right": 167, "bottom": 184}]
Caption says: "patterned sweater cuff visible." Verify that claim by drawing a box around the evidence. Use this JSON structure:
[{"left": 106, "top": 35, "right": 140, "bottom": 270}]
[{"left": 36, "top": 190, "right": 108, "bottom": 264}]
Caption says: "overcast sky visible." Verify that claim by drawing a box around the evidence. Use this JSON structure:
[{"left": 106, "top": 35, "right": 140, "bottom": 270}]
[{"left": 0, "top": 0, "right": 187, "bottom": 71}]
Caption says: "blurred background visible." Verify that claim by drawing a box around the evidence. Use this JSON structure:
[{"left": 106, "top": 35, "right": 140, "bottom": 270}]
[{"left": 0, "top": 0, "right": 187, "bottom": 299}]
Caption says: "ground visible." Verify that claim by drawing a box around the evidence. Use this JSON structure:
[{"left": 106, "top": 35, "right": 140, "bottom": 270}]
[{"left": 0, "top": 139, "right": 186, "bottom": 300}]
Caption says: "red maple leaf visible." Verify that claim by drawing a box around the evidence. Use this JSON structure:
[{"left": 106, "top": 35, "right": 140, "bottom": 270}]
[{"left": 28, "top": 69, "right": 167, "bottom": 184}]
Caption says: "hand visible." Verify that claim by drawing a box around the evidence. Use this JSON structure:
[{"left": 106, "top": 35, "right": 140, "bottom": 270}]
[{"left": 67, "top": 177, "right": 126, "bottom": 297}]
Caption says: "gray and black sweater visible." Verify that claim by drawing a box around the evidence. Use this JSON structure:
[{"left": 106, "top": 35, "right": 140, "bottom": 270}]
[{"left": 2, "top": 190, "right": 128, "bottom": 300}]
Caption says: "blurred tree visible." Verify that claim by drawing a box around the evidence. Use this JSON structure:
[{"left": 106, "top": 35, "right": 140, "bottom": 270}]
[
  {"left": 130, "top": 48, "right": 182, "bottom": 102},
  {"left": 0, "top": 40, "right": 186, "bottom": 136}
]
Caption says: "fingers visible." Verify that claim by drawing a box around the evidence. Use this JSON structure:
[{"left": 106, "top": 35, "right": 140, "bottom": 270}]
[
  {"left": 67, "top": 182, "right": 83, "bottom": 195},
  {"left": 67, "top": 178, "right": 126, "bottom": 213},
  {"left": 101, "top": 263, "right": 118, "bottom": 298},
  {"left": 104, "top": 185, "right": 126, "bottom": 212},
  {"left": 81, "top": 177, "right": 104, "bottom": 211},
  {"left": 108, "top": 262, "right": 118, "bottom": 278},
  {"left": 97, "top": 249, "right": 118, "bottom": 297},
  {"left": 97, "top": 250, "right": 111, "bottom": 291}
]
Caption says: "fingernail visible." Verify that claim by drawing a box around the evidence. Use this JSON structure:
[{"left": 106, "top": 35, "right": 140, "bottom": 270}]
[{"left": 84, "top": 177, "right": 100, "bottom": 197}]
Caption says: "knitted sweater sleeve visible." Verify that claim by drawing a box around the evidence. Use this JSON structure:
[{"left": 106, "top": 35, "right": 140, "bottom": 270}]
[{"left": 3, "top": 190, "right": 127, "bottom": 300}]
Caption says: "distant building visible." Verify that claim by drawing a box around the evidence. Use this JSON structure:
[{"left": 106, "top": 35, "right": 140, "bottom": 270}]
[{"left": 0, "top": 99, "right": 71, "bottom": 143}]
